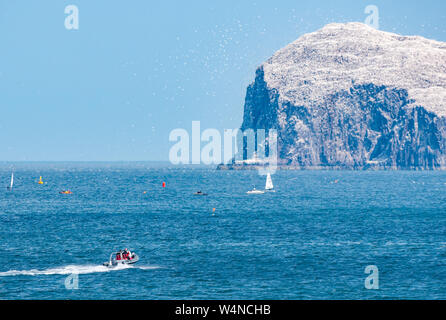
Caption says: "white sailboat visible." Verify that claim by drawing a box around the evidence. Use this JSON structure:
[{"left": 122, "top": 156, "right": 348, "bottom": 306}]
[
  {"left": 247, "top": 173, "right": 275, "bottom": 194},
  {"left": 246, "top": 187, "right": 264, "bottom": 194},
  {"left": 7, "top": 173, "right": 14, "bottom": 190},
  {"left": 265, "top": 173, "right": 274, "bottom": 191}
]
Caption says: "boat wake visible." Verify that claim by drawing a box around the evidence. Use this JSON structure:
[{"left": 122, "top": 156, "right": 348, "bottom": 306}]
[{"left": 0, "top": 264, "right": 160, "bottom": 276}]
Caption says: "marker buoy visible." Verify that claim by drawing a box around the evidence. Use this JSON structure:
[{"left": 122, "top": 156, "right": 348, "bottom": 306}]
[
  {"left": 212, "top": 208, "right": 216, "bottom": 213},
  {"left": 162, "top": 182, "right": 166, "bottom": 188}
]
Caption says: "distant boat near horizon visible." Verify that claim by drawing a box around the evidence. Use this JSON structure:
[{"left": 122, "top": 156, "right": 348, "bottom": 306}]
[
  {"left": 265, "top": 173, "right": 274, "bottom": 192},
  {"left": 246, "top": 187, "right": 264, "bottom": 194},
  {"left": 247, "top": 173, "right": 274, "bottom": 194},
  {"left": 7, "top": 173, "right": 13, "bottom": 191}
]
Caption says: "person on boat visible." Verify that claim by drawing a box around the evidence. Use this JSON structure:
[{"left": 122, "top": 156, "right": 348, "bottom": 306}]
[{"left": 123, "top": 248, "right": 131, "bottom": 260}]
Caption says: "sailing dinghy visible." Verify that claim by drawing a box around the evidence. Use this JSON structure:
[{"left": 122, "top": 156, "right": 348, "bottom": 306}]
[
  {"left": 7, "top": 173, "right": 13, "bottom": 190},
  {"left": 265, "top": 173, "right": 274, "bottom": 192}
]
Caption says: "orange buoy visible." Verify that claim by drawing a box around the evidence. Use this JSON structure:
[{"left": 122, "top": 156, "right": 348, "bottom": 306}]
[
  {"left": 162, "top": 182, "right": 166, "bottom": 188},
  {"left": 212, "top": 208, "right": 216, "bottom": 213}
]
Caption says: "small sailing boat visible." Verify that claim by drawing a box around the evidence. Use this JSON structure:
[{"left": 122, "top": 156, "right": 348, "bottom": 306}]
[
  {"left": 247, "top": 173, "right": 275, "bottom": 194},
  {"left": 7, "top": 173, "right": 14, "bottom": 190},
  {"left": 38, "top": 176, "right": 44, "bottom": 185},
  {"left": 265, "top": 173, "right": 274, "bottom": 192}
]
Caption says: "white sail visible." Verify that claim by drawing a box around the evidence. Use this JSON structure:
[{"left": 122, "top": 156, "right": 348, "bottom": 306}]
[
  {"left": 265, "top": 173, "right": 273, "bottom": 190},
  {"left": 9, "top": 173, "right": 14, "bottom": 190}
]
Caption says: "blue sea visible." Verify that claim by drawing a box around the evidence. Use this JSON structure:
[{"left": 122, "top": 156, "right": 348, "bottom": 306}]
[{"left": 0, "top": 163, "right": 445, "bottom": 299}]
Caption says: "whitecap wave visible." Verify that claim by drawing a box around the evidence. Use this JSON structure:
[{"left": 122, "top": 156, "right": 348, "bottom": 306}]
[{"left": 0, "top": 264, "right": 160, "bottom": 276}]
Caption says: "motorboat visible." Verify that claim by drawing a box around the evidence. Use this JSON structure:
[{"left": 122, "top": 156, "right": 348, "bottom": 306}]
[
  {"left": 103, "top": 250, "right": 139, "bottom": 267},
  {"left": 194, "top": 191, "right": 208, "bottom": 196}
]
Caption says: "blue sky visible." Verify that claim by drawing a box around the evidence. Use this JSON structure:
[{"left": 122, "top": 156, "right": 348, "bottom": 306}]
[{"left": 1, "top": 0, "right": 445, "bottom": 161}]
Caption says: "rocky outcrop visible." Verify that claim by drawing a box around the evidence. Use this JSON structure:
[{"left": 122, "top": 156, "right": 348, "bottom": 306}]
[{"left": 227, "top": 23, "right": 446, "bottom": 169}]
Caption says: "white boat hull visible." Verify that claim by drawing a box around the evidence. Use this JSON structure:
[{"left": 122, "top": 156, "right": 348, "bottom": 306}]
[{"left": 103, "top": 254, "right": 139, "bottom": 268}]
